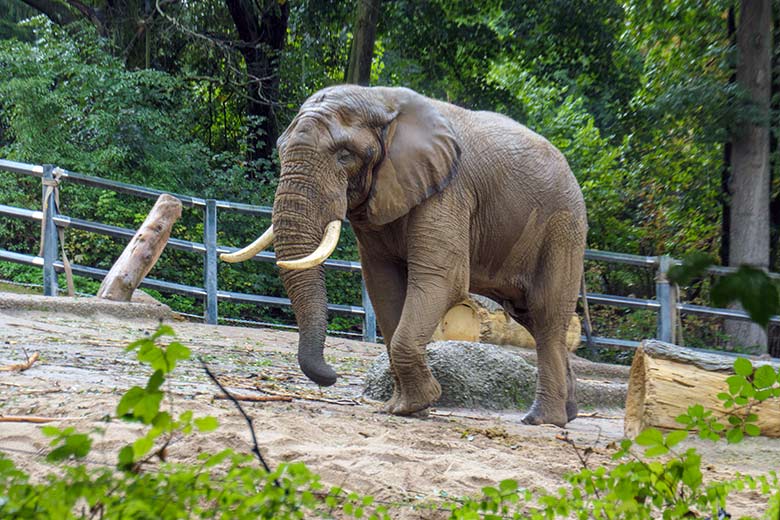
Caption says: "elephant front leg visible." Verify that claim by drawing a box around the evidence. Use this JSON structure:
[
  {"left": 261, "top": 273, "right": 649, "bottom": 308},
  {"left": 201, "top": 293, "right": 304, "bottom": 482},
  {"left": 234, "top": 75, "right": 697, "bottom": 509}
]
[
  {"left": 384, "top": 275, "right": 465, "bottom": 415},
  {"left": 359, "top": 255, "right": 407, "bottom": 407}
]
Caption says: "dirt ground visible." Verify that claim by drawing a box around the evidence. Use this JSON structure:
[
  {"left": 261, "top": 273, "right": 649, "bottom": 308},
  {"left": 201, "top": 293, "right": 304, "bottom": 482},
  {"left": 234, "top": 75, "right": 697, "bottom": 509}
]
[{"left": 1, "top": 294, "right": 778, "bottom": 518}]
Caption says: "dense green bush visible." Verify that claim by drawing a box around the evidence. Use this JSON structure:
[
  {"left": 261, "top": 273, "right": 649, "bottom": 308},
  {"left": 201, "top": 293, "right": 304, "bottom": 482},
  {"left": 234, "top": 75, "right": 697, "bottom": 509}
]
[{"left": 0, "top": 20, "right": 364, "bottom": 333}]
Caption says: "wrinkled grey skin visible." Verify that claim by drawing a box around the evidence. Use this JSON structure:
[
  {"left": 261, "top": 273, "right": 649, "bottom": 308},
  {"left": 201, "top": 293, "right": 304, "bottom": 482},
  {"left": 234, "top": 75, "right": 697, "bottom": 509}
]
[{"left": 272, "top": 85, "right": 587, "bottom": 426}]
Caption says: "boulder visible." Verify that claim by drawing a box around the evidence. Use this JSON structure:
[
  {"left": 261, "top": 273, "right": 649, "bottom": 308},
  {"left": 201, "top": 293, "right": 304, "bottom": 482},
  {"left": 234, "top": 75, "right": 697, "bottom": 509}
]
[{"left": 363, "top": 340, "right": 628, "bottom": 410}]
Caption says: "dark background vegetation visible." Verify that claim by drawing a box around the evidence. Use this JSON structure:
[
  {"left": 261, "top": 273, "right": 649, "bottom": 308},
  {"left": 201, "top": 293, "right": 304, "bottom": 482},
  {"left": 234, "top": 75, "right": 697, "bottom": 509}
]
[{"left": 0, "top": 0, "right": 778, "bottom": 357}]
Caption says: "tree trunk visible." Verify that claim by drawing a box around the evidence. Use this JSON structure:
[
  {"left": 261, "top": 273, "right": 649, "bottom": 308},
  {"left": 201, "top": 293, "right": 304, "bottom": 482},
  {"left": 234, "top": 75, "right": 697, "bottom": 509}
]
[
  {"left": 726, "top": 0, "right": 772, "bottom": 352},
  {"left": 720, "top": 6, "right": 736, "bottom": 266},
  {"left": 769, "top": 4, "right": 780, "bottom": 357},
  {"left": 97, "top": 194, "right": 181, "bottom": 301},
  {"left": 625, "top": 340, "right": 780, "bottom": 438},
  {"left": 344, "top": 0, "right": 380, "bottom": 86},
  {"left": 431, "top": 295, "right": 582, "bottom": 352},
  {"left": 224, "top": 0, "right": 289, "bottom": 177}
]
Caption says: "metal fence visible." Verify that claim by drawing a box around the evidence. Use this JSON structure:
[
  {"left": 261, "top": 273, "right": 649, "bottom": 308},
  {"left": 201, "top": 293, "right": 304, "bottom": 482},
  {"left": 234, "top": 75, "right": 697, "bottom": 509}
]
[{"left": 1, "top": 158, "right": 778, "bottom": 349}]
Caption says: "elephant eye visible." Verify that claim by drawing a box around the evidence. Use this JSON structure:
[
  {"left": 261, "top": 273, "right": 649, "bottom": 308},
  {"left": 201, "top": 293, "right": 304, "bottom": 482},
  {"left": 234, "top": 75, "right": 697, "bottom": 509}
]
[{"left": 336, "top": 148, "right": 355, "bottom": 165}]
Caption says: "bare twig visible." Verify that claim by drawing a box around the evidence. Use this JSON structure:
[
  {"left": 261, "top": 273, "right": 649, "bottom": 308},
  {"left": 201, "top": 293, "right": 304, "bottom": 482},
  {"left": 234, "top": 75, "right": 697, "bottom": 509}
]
[
  {"left": 0, "top": 415, "right": 64, "bottom": 423},
  {"left": 215, "top": 393, "right": 292, "bottom": 402},
  {"left": 556, "top": 431, "right": 600, "bottom": 498},
  {"left": 198, "top": 356, "right": 276, "bottom": 480},
  {"left": 577, "top": 412, "right": 623, "bottom": 420},
  {"left": 0, "top": 352, "right": 40, "bottom": 372}
]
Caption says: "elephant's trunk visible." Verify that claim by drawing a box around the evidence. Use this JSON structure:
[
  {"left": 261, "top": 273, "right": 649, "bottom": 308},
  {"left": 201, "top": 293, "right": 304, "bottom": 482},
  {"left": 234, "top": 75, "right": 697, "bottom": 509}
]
[{"left": 272, "top": 172, "right": 338, "bottom": 387}]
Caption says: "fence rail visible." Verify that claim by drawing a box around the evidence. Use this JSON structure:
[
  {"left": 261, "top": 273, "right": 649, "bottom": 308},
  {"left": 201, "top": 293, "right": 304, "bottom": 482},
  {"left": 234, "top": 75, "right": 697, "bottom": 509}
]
[{"left": 1, "top": 158, "right": 778, "bottom": 349}]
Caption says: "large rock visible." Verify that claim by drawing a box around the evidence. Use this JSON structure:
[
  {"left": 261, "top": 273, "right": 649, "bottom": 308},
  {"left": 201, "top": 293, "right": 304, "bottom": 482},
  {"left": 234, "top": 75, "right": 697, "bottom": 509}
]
[
  {"left": 364, "top": 341, "right": 538, "bottom": 409},
  {"left": 363, "top": 340, "right": 627, "bottom": 410}
]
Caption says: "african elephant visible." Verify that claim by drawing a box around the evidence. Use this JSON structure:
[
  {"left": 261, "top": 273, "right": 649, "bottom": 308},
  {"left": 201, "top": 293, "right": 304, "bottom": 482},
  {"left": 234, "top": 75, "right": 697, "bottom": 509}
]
[{"left": 222, "top": 85, "right": 587, "bottom": 427}]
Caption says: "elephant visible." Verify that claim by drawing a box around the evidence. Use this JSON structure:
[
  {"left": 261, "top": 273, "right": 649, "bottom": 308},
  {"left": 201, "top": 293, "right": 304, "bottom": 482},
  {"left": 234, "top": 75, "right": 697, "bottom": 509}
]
[{"left": 222, "top": 85, "right": 587, "bottom": 427}]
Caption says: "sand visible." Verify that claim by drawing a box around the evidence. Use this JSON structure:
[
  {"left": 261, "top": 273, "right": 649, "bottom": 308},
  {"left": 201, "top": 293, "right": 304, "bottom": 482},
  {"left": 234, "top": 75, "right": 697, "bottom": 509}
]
[{"left": 1, "top": 298, "right": 777, "bottom": 517}]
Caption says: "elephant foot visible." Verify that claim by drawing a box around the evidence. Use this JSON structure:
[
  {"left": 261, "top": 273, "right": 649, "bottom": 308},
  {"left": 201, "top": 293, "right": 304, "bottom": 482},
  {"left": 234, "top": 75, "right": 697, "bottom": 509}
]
[
  {"left": 521, "top": 399, "right": 568, "bottom": 427},
  {"left": 383, "top": 374, "right": 441, "bottom": 416}
]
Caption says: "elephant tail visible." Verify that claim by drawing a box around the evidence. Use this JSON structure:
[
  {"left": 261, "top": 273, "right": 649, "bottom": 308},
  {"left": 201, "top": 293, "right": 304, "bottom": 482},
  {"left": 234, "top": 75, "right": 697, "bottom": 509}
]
[{"left": 580, "top": 273, "right": 595, "bottom": 349}]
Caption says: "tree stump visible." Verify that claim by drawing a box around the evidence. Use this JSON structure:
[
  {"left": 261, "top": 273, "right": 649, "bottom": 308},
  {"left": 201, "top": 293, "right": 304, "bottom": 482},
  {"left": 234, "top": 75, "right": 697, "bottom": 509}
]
[
  {"left": 625, "top": 340, "right": 780, "bottom": 438},
  {"left": 97, "top": 194, "right": 182, "bottom": 302},
  {"left": 432, "top": 295, "right": 581, "bottom": 352}
]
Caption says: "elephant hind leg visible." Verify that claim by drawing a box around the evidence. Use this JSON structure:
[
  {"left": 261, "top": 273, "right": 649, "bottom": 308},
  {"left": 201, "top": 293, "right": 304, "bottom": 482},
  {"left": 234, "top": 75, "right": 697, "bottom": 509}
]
[{"left": 519, "top": 237, "right": 583, "bottom": 426}]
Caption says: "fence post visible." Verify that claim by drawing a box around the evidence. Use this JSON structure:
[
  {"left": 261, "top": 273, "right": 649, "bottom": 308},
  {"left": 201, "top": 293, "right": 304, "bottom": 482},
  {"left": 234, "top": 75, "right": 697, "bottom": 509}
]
[
  {"left": 655, "top": 255, "right": 677, "bottom": 344},
  {"left": 204, "top": 199, "right": 218, "bottom": 325},
  {"left": 41, "top": 164, "right": 58, "bottom": 296},
  {"left": 361, "top": 277, "right": 377, "bottom": 343}
]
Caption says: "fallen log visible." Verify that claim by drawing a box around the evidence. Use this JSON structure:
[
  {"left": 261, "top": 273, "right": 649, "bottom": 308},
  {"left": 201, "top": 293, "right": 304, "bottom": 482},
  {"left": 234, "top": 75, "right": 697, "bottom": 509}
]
[
  {"left": 97, "top": 194, "right": 182, "bottom": 302},
  {"left": 625, "top": 340, "right": 780, "bottom": 438},
  {"left": 432, "top": 295, "right": 581, "bottom": 352}
]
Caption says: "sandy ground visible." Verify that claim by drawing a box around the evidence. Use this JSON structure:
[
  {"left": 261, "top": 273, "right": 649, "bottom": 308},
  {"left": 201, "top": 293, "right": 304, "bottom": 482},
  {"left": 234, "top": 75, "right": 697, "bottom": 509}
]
[{"left": 0, "top": 295, "right": 778, "bottom": 518}]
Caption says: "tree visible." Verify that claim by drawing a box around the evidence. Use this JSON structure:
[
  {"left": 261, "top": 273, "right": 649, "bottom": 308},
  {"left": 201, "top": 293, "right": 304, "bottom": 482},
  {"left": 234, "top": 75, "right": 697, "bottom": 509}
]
[
  {"left": 17, "top": 0, "right": 162, "bottom": 69},
  {"left": 726, "top": 0, "right": 773, "bottom": 351},
  {"left": 224, "top": 0, "right": 289, "bottom": 178},
  {"left": 344, "top": 0, "right": 380, "bottom": 85}
]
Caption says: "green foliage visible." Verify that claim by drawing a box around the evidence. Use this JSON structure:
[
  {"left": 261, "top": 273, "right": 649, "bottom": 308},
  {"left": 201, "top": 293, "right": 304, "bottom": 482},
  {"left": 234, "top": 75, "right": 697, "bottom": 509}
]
[{"left": 0, "top": 20, "right": 210, "bottom": 188}]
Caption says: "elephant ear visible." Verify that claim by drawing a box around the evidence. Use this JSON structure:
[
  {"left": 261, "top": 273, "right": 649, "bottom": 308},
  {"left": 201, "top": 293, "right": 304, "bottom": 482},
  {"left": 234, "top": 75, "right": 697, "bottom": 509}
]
[{"left": 367, "top": 88, "right": 461, "bottom": 226}]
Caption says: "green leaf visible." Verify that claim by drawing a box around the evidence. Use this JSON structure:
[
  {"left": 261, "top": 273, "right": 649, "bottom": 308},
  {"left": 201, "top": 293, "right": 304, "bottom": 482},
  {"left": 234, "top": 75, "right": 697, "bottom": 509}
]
[
  {"left": 754, "top": 365, "right": 776, "bottom": 388},
  {"left": 117, "top": 386, "right": 145, "bottom": 417},
  {"left": 152, "top": 411, "right": 172, "bottom": 430},
  {"left": 47, "top": 432, "right": 92, "bottom": 461},
  {"left": 635, "top": 428, "right": 664, "bottom": 447},
  {"left": 133, "top": 436, "right": 154, "bottom": 458},
  {"left": 726, "top": 428, "right": 744, "bottom": 444},
  {"left": 134, "top": 390, "right": 164, "bottom": 423},
  {"left": 499, "top": 479, "right": 519, "bottom": 493},
  {"left": 733, "top": 357, "right": 753, "bottom": 377},
  {"left": 138, "top": 343, "right": 166, "bottom": 371},
  {"left": 644, "top": 445, "right": 669, "bottom": 457},
  {"left": 675, "top": 414, "right": 691, "bottom": 425},
  {"left": 712, "top": 267, "right": 779, "bottom": 328},
  {"left": 165, "top": 342, "right": 191, "bottom": 371},
  {"left": 665, "top": 430, "right": 688, "bottom": 448},
  {"left": 146, "top": 369, "right": 165, "bottom": 392},
  {"left": 151, "top": 324, "right": 175, "bottom": 340},
  {"left": 40, "top": 425, "right": 61, "bottom": 437},
  {"left": 744, "top": 424, "right": 761, "bottom": 437},
  {"left": 668, "top": 253, "right": 715, "bottom": 286},
  {"left": 117, "top": 445, "right": 134, "bottom": 469},
  {"left": 194, "top": 416, "right": 219, "bottom": 432}
]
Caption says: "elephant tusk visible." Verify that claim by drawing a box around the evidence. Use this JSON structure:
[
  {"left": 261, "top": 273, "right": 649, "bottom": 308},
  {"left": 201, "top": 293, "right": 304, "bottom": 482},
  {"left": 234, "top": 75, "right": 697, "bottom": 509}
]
[
  {"left": 277, "top": 220, "right": 342, "bottom": 270},
  {"left": 220, "top": 225, "right": 274, "bottom": 263}
]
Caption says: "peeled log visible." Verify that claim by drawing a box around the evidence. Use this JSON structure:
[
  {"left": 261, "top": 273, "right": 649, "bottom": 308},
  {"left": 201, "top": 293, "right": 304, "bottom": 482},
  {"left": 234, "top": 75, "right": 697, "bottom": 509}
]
[
  {"left": 97, "top": 194, "right": 182, "bottom": 302},
  {"left": 625, "top": 340, "right": 780, "bottom": 438},
  {"left": 432, "top": 295, "right": 581, "bottom": 352}
]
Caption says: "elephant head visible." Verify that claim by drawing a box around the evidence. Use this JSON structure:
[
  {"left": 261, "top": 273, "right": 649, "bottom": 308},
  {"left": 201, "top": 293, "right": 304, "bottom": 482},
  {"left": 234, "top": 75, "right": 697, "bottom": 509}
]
[{"left": 221, "top": 86, "right": 461, "bottom": 386}]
